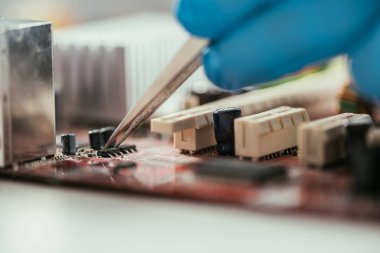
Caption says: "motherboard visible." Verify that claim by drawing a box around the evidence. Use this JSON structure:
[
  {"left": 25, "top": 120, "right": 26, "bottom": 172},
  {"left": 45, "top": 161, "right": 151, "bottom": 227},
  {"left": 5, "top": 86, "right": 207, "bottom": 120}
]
[
  {"left": 1, "top": 18, "right": 379, "bottom": 227},
  {"left": 1, "top": 128, "right": 379, "bottom": 223}
]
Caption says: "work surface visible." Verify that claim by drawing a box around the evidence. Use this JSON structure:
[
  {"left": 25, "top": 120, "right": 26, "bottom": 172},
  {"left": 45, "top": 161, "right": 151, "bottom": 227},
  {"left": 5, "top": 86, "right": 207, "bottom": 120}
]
[{"left": 1, "top": 180, "right": 380, "bottom": 253}]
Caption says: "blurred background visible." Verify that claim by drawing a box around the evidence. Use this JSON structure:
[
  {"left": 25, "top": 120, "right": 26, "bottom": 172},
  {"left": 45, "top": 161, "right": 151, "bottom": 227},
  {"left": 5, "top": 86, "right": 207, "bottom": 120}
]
[
  {"left": 0, "top": 0, "right": 359, "bottom": 129},
  {"left": 1, "top": 0, "right": 219, "bottom": 129},
  {"left": 0, "top": 0, "right": 173, "bottom": 27}
]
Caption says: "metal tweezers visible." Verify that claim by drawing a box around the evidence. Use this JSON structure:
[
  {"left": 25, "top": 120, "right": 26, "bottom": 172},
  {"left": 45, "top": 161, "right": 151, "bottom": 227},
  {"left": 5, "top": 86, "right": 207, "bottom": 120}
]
[{"left": 105, "top": 37, "right": 209, "bottom": 148}]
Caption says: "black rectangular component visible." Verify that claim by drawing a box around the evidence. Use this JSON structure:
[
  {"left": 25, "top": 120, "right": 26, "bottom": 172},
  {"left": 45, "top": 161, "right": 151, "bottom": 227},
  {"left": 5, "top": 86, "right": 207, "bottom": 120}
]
[
  {"left": 96, "top": 145, "right": 137, "bottom": 158},
  {"left": 192, "top": 158, "right": 287, "bottom": 184}
]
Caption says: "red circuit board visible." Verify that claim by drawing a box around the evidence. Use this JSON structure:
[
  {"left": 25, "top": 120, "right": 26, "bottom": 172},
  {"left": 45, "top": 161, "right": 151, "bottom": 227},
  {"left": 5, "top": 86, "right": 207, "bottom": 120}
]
[{"left": 1, "top": 135, "right": 379, "bottom": 223}]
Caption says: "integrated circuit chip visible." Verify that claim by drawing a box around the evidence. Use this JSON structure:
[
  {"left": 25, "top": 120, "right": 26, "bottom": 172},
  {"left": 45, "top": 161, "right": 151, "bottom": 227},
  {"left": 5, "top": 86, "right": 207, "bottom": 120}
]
[
  {"left": 192, "top": 158, "right": 288, "bottom": 184},
  {"left": 96, "top": 145, "right": 137, "bottom": 158}
]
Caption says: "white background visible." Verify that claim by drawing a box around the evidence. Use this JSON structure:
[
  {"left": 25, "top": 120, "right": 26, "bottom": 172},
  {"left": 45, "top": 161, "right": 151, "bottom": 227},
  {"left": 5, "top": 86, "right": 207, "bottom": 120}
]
[
  {"left": 1, "top": 180, "right": 380, "bottom": 253},
  {"left": 0, "top": 0, "right": 173, "bottom": 23}
]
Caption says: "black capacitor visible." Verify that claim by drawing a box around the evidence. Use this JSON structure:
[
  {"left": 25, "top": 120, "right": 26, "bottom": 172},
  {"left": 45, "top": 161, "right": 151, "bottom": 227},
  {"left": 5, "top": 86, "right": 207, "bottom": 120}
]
[
  {"left": 344, "top": 117, "right": 380, "bottom": 196},
  {"left": 61, "top": 133, "right": 76, "bottom": 155},
  {"left": 360, "top": 146, "right": 380, "bottom": 196},
  {"left": 345, "top": 116, "right": 373, "bottom": 145},
  {"left": 212, "top": 107, "right": 242, "bottom": 156},
  {"left": 344, "top": 116, "right": 373, "bottom": 170},
  {"left": 101, "top": 126, "right": 116, "bottom": 147},
  {"left": 89, "top": 129, "right": 105, "bottom": 150}
]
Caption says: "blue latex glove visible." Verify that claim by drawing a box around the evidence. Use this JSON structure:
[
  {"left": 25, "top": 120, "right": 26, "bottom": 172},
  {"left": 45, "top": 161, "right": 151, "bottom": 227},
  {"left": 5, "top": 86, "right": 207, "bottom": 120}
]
[{"left": 176, "top": 0, "right": 380, "bottom": 99}]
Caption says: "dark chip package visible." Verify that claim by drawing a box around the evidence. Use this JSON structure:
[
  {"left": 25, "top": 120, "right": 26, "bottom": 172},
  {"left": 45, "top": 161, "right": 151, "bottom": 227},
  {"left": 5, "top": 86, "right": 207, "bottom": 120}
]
[
  {"left": 192, "top": 158, "right": 288, "bottom": 184},
  {"left": 96, "top": 145, "right": 137, "bottom": 158}
]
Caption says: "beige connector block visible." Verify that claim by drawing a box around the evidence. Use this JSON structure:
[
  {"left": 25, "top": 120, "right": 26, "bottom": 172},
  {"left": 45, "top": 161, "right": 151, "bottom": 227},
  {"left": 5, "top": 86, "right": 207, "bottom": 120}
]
[
  {"left": 235, "top": 106, "right": 310, "bottom": 160},
  {"left": 173, "top": 125, "right": 216, "bottom": 152},
  {"left": 151, "top": 60, "right": 348, "bottom": 134},
  {"left": 298, "top": 113, "right": 371, "bottom": 167}
]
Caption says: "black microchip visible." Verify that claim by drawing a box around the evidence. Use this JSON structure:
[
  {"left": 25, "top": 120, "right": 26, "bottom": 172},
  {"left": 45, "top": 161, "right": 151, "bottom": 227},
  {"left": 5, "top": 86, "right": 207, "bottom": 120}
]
[
  {"left": 192, "top": 158, "right": 287, "bottom": 184},
  {"left": 120, "top": 145, "right": 138, "bottom": 153},
  {"left": 97, "top": 145, "right": 137, "bottom": 158}
]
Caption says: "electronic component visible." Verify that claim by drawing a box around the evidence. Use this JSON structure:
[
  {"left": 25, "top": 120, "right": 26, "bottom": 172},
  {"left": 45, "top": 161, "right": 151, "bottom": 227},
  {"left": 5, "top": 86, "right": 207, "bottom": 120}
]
[
  {"left": 89, "top": 129, "right": 104, "bottom": 150},
  {"left": 363, "top": 128, "right": 380, "bottom": 196},
  {"left": 344, "top": 116, "right": 372, "bottom": 173},
  {"left": 345, "top": 115, "right": 373, "bottom": 156},
  {"left": 174, "top": 125, "right": 216, "bottom": 154},
  {"left": 193, "top": 158, "right": 287, "bottom": 184},
  {"left": 344, "top": 118, "right": 380, "bottom": 196},
  {"left": 235, "top": 107, "right": 309, "bottom": 160},
  {"left": 88, "top": 126, "right": 116, "bottom": 150},
  {"left": 213, "top": 107, "right": 242, "bottom": 156},
  {"left": 151, "top": 60, "right": 347, "bottom": 154},
  {"left": 96, "top": 145, "right": 137, "bottom": 158},
  {"left": 298, "top": 113, "right": 371, "bottom": 167},
  {"left": 151, "top": 59, "right": 347, "bottom": 135},
  {"left": 0, "top": 20, "right": 55, "bottom": 167},
  {"left": 101, "top": 126, "right": 116, "bottom": 147},
  {"left": 61, "top": 134, "right": 76, "bottom": 155}
]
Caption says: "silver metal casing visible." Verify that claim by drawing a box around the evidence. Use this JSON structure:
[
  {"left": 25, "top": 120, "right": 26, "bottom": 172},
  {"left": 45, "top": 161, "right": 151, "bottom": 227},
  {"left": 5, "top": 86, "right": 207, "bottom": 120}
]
[{"left": 0, "top": 20, "right": 55, "bottom": 167}]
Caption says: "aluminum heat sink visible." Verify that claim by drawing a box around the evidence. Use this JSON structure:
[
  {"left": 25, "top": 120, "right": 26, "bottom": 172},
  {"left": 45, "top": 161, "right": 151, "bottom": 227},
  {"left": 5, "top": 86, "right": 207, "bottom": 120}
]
[{"left": 0, "top": 20, "right": 55, "bottom": 167}]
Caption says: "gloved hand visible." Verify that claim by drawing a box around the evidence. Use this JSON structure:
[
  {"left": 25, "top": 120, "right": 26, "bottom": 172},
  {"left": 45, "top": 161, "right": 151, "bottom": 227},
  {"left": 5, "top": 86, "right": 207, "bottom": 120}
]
[{"left": 176, "top": 0, "right": 380, "bottom": 99}]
